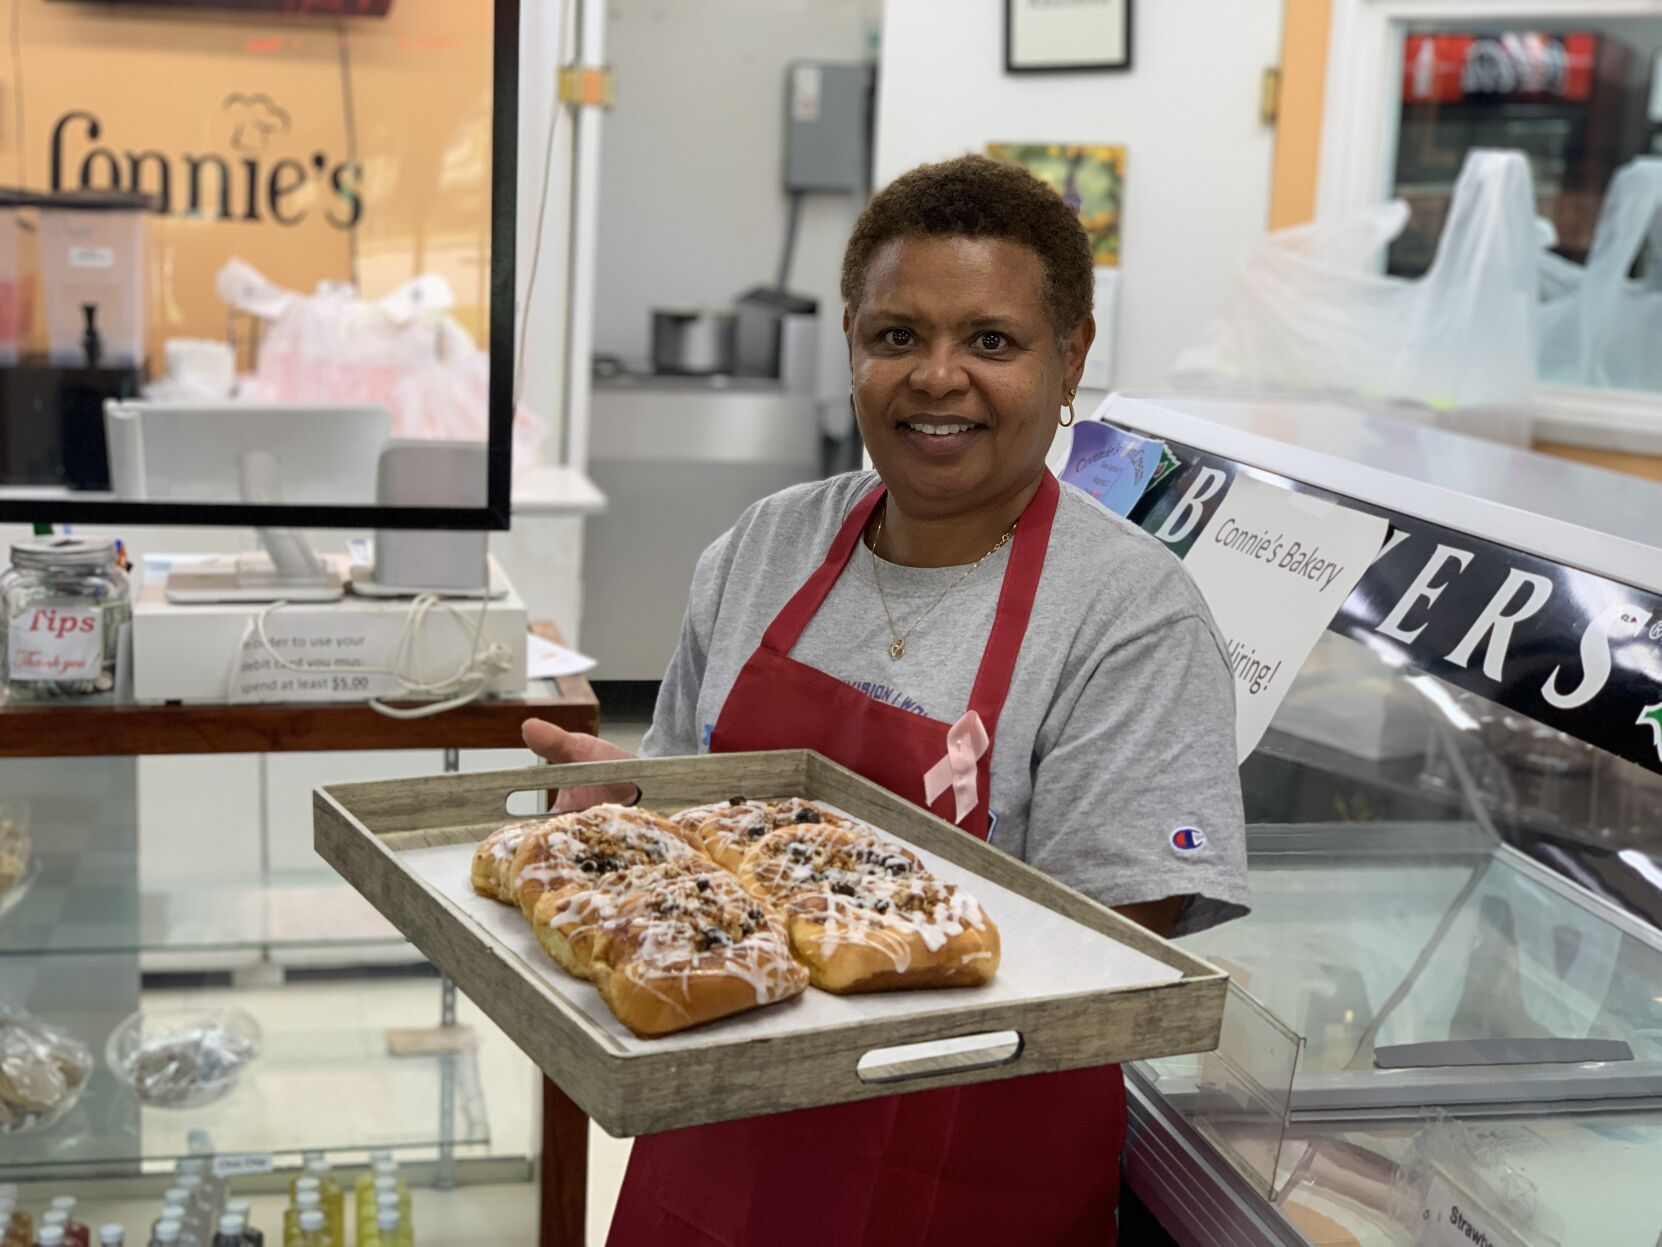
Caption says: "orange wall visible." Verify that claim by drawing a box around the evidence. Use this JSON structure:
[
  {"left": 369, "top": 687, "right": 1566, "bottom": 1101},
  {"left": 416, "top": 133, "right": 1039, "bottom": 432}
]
[
  {"left": 1270, "top": 0, "right": 1332, "bottom": 229},
  {"left": 0, "top": 0, "right": 493, "bottom": 370}
]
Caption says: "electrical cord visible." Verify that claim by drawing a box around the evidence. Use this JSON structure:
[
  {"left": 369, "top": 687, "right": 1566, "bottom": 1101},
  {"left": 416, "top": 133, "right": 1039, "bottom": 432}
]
[{"left": 240, "top": 590, "right": 513, "bottom": 720}]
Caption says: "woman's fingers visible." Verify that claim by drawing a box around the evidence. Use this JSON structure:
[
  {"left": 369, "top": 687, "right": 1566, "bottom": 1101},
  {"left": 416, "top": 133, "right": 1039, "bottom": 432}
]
[{"left": 522, "top": 718, "right": 640, "bottom": 811}]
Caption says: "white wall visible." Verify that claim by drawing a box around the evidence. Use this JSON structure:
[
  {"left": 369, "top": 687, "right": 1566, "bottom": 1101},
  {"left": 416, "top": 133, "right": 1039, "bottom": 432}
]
[
  {"left": 875, "top": 0, "right": 1284, "bottom": 395},
  {"left": 594, "top": 0, "right": 881, "bottom": 433}
]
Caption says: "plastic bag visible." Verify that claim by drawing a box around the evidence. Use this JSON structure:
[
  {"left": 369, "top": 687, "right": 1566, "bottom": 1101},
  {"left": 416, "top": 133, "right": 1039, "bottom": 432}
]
[
  {"left": 0, "top": 1001, "right": 93, "bottom": 1134},
  {"left": 216, "top": 259, "right": 544, "bottom": 461},
  {"left": 1173, "top": 149, "right": 1539, "bottom": 410},
  {"left": 1537, "top": 157, "right": 1662, "bottom": 392}
]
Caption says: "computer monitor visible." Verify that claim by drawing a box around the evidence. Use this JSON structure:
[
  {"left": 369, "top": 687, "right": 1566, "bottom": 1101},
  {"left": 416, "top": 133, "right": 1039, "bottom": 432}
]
[
  {"left": 105, "top": 399, "right": 394, "bottom": 601},
  {"left": 104, "top": 401, "right": 393, "bottom": 505}
]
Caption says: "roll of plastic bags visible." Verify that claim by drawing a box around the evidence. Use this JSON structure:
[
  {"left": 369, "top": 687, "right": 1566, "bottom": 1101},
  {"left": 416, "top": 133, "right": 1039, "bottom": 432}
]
[
  {"left": 1537, "top": 157, "right": 1662, "bottom": 392},
  {"left": 1173, "top": 149, "right": 1539, "bottom": 410}
]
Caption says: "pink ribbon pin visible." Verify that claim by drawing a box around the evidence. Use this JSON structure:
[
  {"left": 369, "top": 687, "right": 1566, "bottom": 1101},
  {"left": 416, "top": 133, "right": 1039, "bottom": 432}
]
[{"left": 923, "top": 710, "right": 990, "bottom": 824}]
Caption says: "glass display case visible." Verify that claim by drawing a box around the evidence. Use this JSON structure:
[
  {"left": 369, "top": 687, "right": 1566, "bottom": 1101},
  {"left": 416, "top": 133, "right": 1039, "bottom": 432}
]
[{"left": 1103, "top": 393, "right": 1662, "bottom": 1247}]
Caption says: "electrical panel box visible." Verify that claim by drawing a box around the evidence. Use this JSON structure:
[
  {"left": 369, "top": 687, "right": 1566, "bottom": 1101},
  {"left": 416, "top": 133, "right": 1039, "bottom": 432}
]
[{"left": 784, "top": 61, "right": 873, "bottom": 193}]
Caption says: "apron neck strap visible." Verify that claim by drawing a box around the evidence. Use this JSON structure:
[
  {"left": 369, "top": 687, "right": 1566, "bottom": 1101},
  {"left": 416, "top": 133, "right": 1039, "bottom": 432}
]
[
  {"left": 759, "top": 483, "right": 887, "bottom": 654},
  {"left": 967, "top": 471, "right": 1059, "bottom": 729},
  {"left": 759, "top": 471, "right": 1062, "bottom": 740}
]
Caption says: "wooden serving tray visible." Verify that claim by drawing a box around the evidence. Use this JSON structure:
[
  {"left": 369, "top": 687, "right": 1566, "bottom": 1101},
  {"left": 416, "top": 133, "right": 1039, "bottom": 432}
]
[{"left": 313, "top": 750, "right": 1227, "bottom": 1137}]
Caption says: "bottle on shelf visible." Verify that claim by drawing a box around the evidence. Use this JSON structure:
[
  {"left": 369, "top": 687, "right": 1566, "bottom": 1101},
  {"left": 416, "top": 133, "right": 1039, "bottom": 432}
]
[
  {"left": 47, "top": 1199, "right": 89, "bottom": 1247},
  {"left": 291, "top": 1213, "right": 326, "bottom": 1247},
  {"left": 35, "top": 1225, "right": 65, "bottom": 1247},
  {"left": 297, "top": 1160, "right": 341, "bottom": 1247},
  {"left": 172, "top": 1177, "right": 209, "bottom": 1244},
  {"left": 0, "top": 1196, "right": 31, "bottom": 1247},
  {"left": 182, "top": 1138, "right": 227, "bottom": 1222},
  {"left": 220, "top": 1203, "right": 260, "bottom": 1247},
  {"left": 368, "top": 1164, "right": 410, "bottom": 1230},
  {"left": 381, "top": 1208, "right": 411, "bottom": 1247},
  {"left": 283, "top": 1192, "right": 323, "bottom": 1247},
  {"left": 98, "top": 1228, "right": 123, "bottom": 1247},
  {"left": 208, "top": 1217, "right": 243, "bottom": 1247},
  {"left": 148, "top": 1221, "right": 181, "bottom": 1247}
]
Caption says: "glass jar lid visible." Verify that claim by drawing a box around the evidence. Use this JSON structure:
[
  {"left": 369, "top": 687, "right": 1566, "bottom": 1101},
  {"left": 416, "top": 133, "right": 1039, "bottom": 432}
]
[{"left": 10, "top": 536, "right": 118, "bottom": 571}]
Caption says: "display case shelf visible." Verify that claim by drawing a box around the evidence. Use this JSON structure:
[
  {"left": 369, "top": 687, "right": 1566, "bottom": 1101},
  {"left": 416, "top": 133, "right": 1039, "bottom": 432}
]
[
  {"left": 0, "top": 1022, "right": 488, "bottom": 1179},
  {"left": 0, "top": 870, "right": 414, "bottom": 960}
]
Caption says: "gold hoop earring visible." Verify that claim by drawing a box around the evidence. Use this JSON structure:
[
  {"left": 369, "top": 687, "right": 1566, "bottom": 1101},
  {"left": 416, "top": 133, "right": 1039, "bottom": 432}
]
[{"left": 1060, "top": 394, "right": 1077, "bottom": 427}]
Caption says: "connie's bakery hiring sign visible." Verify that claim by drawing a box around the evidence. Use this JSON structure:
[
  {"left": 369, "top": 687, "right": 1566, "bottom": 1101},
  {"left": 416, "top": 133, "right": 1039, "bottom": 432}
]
[{"left": 1132, "top": 445, "right": 1662, "bottom": 779}]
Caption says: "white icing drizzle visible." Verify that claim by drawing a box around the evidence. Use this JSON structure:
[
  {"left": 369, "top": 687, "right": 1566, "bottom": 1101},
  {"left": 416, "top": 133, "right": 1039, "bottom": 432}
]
[
  {"left": 794, "top": 876, "right": 990, "bottom": 973},
  {"left": 595, "top": 873, "right": 807, "bottom": 1008},
  {"left": 512, "top": 804, "right": 703, "bottom": 890}
]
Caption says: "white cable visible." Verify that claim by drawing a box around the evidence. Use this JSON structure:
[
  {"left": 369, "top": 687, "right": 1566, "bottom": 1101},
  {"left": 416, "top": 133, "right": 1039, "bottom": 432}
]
[{"left": 246, "top": 591, "right": 512, "bottom": 719}]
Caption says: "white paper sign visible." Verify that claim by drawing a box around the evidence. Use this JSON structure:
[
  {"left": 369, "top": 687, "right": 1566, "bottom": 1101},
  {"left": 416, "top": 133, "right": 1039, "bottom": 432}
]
[
  {"left": 228, "top": 616, "right": 390, "bottom": 703},
  {"left": 527, "top": 632, "right": 595, "bottom": 679},
  {"left": 212, "top": 1152, "right": 275, "bottom": 1178},
  {"left": 7, "top": 601, "right": 103, "bottom": 682},
  {"left": 1180, "top": 475, "right": 1390, "bottom": 760},
  {"left": 1415, "top": 1172, "right": 1536, "bottom": 1247}
]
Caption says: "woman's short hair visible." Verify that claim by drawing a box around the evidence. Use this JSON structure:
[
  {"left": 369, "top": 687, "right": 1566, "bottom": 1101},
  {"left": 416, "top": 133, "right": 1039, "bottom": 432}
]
[{"left": 840, "top": 154, "right": 1093, "bottom": 336}]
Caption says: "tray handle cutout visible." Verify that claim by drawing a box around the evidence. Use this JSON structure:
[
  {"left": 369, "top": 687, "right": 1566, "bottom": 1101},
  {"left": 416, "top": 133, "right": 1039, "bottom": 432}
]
[
  {"left": 502, "top": 784, "right": 642, "bottom": 818},
  {"left": 856, "top": 1031, "right": 1023, "bottom": 1085}
]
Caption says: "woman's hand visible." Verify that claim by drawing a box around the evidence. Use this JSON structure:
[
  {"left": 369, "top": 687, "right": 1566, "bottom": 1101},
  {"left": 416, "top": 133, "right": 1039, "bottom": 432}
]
[{"left": 522, "top": 719, "right": 640, "bottom": 812}]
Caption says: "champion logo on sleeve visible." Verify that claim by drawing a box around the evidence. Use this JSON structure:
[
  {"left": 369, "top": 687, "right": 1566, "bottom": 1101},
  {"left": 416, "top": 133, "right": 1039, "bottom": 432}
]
[{"left": 1169, "top": 827, "right": 1207, "bottom": 854}]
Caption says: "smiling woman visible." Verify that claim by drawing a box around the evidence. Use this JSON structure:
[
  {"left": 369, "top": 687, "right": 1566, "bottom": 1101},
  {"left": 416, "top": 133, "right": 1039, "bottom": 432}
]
[
  {"left": 844, "top": 157, "right": 1095, "bottom": 562},
  {"left": 523, "top": 154, "right": 1248, "bottom": 1247}
]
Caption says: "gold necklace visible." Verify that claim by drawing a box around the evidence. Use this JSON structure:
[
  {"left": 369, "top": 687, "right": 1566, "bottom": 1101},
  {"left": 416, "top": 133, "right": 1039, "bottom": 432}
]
[{"left": 869, "top": 504, "right": 1016, "bottom": 661}]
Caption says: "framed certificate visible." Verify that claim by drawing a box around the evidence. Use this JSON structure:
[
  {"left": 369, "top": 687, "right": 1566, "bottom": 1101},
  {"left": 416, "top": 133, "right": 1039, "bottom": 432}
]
[{"left": 1005, "top": 0, "right": 1132, "bottom": 73}]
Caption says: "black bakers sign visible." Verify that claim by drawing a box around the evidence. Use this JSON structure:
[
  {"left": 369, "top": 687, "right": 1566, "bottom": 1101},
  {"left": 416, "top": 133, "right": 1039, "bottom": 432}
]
[
  {"left": 48, "top": 93, "right": 363, "bottom": 228},
  {"left": 1129, "top": 444, "right": 1662, "bottom": 779}
]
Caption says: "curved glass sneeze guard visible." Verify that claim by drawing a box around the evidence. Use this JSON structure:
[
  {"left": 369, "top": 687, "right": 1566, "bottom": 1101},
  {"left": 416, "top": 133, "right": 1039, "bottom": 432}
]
[
  {"left": 1137, "top": 630, "right": 1662, "bottom": 1242},
  {"left": 1160, "top": 632, "right": 1662, "bottom": 1112},
  {"left": 0, "top": 0, "right": 516, "bottom": 527}
]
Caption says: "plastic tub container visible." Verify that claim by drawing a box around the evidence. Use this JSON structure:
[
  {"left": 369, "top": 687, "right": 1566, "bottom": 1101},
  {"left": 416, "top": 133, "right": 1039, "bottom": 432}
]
[
  {"left": 37, "top": 190, "right": 151, "bottom": 368},
  {"left": 106, "top": 1006, "right": 261, "bottom": 1108}
]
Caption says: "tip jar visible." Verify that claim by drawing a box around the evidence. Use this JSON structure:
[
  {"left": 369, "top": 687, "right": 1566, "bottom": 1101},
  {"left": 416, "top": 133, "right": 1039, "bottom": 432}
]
[{"left": 0, "top": 537, "right": 130, "bottom": 701}]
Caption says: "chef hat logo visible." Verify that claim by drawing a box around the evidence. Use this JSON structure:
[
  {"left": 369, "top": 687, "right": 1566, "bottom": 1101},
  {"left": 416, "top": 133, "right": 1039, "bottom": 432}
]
[{"left": 222, "top": 93, "right": 292, "bottom": 154}]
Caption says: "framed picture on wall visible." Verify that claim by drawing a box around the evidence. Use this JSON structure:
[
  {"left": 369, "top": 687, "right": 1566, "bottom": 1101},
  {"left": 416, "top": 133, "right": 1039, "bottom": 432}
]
[{"left": 1005, "top": 0, "right": 1132, "bottom": 73}]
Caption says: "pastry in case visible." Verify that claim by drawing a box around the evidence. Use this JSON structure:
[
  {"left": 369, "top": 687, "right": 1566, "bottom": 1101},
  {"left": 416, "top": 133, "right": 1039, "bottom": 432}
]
[
  {"left": 589, "top": 871, "right": 809, "bottom": 1037},
  {"left": 506, "top": 804, "right": 706, "bottom": 918},
  {"left": 782, "top": 875, "right": 1001, "bottom": 994},
  {"left": 531, "top": 858, "right": 712, "bottom": 979}
]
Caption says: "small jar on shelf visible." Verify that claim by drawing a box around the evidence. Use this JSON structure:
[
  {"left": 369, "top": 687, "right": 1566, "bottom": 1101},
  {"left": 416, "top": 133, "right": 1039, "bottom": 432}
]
[{"left": 0, "top": 537, "right": 130, "bottom": 702}]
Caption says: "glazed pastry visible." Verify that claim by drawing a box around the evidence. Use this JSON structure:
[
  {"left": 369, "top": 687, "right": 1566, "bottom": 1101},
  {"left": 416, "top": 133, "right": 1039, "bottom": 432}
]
[
  {"left": 661, "top": 800, "right": 739, "bottom": 849},
  {"left": 736, "top": 823, "right": 925, "bottom": 906},
  {"left": 0, "top": 815, "right": 30, "bottom": 897},
  {"left": 782, "top": 875, "right": 1000, "bottom": 993},
  {"left": 531, "top": 859, "right": 712, "bottom": 979},
  {"left": 0, "top": 1011, "right": 92, "bottom": 1134},
  {"left": 691, "top": 797, "right": 852, "bottom": 871},
  {"left": 470, "top": 820, "right": 547, "bottom": 903},
  {"left": 589, "top": 872, "right": 809, "bottom": 1037},
  {"left": 507, "top": 804, "right": 706, "bottom": 919}
]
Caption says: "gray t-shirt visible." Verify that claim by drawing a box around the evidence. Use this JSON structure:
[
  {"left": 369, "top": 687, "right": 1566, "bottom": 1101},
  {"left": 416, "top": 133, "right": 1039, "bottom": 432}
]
[{"left": 641, "top": 470, "right": 1248, "bottom": 936}]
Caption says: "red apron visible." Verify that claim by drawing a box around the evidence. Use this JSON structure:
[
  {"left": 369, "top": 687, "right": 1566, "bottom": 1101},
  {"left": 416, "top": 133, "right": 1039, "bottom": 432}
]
[{"left": 606, "top": 471, "right": 1125, "bottom": 1247}]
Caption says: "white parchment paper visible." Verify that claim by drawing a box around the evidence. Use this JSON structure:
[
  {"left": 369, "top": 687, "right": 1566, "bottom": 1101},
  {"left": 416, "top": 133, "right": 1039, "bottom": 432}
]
[{"left": 402, "top": 824, "right": 1183, "bottom": 1054}]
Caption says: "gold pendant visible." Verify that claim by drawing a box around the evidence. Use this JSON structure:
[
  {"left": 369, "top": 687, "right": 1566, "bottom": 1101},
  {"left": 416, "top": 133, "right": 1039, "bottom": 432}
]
[{"left": 889, "top": 637, "right": 906, "bottom": 661}]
